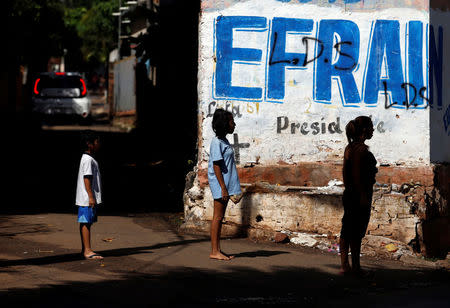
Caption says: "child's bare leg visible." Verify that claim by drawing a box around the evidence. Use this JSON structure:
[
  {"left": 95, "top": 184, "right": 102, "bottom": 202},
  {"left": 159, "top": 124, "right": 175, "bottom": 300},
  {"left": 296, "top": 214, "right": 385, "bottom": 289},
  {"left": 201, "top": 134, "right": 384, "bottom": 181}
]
[
  {"left": 80, "top": 223, "right": 90, "bottom": 254},
  {"left": 217, "top": 216, "right": 234, "bottom": 259},
  {"left": 210, "top": 199, "right": 231, "bottom": 260},
  {"left": 350, "top": 239, "right": 362, "bottom": 272},
  {"left": 80, "top": 223, "right": 102, "bottom": 259},
  {"left": 339, "top": 237, "right": 351, "bottom": 273},
  {"left": 80, "top": 224, "right": 86, "bottom": 254},
  {"left": 217, "top": 213, "right": 222, "bottom": 252}
]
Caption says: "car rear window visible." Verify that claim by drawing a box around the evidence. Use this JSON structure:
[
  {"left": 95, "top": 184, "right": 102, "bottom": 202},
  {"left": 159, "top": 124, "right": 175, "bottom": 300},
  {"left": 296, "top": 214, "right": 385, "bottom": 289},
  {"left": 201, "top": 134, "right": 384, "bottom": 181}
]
[{"left": 38, "top": 75, "right": 83, "bottom": 89}]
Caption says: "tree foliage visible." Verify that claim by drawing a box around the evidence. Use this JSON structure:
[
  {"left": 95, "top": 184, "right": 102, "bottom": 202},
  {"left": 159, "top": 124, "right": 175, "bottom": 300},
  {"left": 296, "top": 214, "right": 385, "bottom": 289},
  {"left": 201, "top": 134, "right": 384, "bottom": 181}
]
[{"left": 69, "top": 1, "right": 119, "bottom": 65}]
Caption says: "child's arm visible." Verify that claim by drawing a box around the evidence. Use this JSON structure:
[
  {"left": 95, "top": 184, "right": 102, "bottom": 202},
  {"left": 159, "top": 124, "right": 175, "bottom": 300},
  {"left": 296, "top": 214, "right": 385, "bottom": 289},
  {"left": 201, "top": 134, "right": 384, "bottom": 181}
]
[
  {"left": 83, "top": 175, "right": 96, "bottom": 207},
  {"left": 213, "top": 161, "right": 229, "bottom": 202}
]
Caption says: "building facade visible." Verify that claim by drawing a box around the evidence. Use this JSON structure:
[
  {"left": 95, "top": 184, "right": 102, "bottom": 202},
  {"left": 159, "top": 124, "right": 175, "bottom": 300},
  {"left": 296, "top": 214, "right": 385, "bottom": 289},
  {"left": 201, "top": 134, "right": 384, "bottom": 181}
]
[{"left": 184, "top": 0, "right": 449, "bottom": 257}]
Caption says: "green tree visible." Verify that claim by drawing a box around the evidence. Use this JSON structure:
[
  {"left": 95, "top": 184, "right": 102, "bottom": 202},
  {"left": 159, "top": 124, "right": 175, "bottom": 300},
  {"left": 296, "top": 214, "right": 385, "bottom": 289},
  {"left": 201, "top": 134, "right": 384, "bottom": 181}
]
[{"left": 75, "top": 1, "right": 119, "bottom": 65}]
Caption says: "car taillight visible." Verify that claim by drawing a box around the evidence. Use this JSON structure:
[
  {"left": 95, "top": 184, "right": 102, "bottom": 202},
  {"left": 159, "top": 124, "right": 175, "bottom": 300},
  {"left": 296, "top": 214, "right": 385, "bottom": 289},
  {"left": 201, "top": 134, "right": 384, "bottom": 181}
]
[
  {"left": 55, "top": 72, "right": 65, "bottom": 75},
  {"left": 34, "top": 78, "right": 40, "bottom": 95},
  {"left": 80, "top": 78, "right": 87, "bottom": 96}
]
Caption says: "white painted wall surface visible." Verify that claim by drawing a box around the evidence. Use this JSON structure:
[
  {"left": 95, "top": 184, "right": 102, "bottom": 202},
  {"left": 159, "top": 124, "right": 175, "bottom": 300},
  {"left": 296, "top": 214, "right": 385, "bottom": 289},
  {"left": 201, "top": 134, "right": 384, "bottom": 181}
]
[{"left": 197, "top": 0, "right": 444, "bottom": 169}]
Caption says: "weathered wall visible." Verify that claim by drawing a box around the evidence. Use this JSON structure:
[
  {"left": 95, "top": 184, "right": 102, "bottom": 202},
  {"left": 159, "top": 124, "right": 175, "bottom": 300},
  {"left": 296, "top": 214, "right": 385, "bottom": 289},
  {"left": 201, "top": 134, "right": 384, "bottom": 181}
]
[
  {"left": 185, "top": 181, "right": 421, "bottom": 245},
  {"left": 113, "top": 56, "right": 136, "bottom": 114},
  {"left": 185, "top": 0, "right": 449, "bottom": 257}
]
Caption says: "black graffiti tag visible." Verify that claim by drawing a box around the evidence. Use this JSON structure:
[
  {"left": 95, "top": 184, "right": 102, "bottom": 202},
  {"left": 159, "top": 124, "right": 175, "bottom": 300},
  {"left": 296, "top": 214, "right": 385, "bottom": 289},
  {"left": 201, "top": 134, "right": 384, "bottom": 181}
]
[
  {"left": 333, "top": 41, "right": 357, "bottom": 71},
  {"left": 383, "top": 81, "right": 429, "bottom": 109},
  {"left": 269, "top": 32, "right": 356, "bottom": 71},
  {"left": 269, "top": 32, "right": 325, "bottom": 67}
]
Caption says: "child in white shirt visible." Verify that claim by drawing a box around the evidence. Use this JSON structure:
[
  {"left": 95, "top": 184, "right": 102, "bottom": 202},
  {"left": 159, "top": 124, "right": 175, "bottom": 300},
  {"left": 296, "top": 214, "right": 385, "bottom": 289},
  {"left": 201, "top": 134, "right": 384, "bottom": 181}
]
[{"left": 76, "top": 130, "right": 103, "bottom": 260}]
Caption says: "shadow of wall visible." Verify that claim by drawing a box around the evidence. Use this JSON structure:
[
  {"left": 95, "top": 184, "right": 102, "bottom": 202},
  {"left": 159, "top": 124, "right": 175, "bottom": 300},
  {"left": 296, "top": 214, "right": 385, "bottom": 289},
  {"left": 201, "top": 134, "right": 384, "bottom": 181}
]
[
  {"left": 426, "top": 1, "right": 450, "bottom": 258},
  {"left": 430, "top": 1, "right": 450, "bottom": 163}
]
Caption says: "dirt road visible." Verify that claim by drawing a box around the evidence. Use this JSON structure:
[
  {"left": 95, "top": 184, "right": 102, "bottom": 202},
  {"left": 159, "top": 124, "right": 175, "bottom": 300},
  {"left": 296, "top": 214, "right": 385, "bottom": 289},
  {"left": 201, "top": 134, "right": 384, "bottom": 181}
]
[{"left": 1, "top": 213, "right": 448, "bottom": 307}]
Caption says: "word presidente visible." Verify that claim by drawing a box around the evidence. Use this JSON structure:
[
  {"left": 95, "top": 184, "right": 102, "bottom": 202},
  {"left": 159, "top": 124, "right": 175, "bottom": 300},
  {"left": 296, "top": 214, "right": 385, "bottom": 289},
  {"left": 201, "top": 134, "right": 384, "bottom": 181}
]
[
  {"left": 214, "top": 16, "right": 443, "bottom": 109},
  {"left": 277, "top": 116, "right": 385, "bottom": 134}
]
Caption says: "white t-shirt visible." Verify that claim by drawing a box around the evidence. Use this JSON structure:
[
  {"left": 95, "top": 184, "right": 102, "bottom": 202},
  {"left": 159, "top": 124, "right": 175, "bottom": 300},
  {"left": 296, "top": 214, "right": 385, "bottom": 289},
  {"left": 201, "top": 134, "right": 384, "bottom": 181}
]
[{"left": 76, "top": 153, "right": 102, "bottom": 206}]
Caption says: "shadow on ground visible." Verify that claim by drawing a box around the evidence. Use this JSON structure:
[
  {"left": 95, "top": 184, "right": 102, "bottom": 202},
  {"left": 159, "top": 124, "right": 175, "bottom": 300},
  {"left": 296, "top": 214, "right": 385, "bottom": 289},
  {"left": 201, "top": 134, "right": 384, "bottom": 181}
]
[
  {"left": 0, "top": 238, "right": 212, "bottom": 268},
  {"left": 1, "top": 261, "right": 449, "bottom": 307},
  {"left": 0, "top": 224, "right": 448, "bottom": 307}
]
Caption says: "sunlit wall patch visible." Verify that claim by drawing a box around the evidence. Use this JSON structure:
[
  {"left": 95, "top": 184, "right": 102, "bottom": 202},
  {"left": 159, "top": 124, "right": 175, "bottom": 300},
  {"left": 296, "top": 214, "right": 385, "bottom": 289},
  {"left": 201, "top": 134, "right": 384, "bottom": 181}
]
[{"left": 212, "top": 15, "right": 439, "bottom": 110}]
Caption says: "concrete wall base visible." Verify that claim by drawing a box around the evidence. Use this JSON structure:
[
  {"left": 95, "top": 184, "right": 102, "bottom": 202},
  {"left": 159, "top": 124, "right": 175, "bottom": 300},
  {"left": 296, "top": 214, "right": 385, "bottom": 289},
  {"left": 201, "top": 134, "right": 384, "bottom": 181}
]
[{"left": 183, "top": 164, "right": 449, "bottom": 258}]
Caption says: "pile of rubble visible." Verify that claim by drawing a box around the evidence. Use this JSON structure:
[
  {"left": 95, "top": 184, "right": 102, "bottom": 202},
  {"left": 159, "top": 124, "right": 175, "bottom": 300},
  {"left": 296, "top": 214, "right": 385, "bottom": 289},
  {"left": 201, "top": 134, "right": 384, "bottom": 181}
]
[{"left": 273, "top": 231, "right": 449, "bottom": 270}]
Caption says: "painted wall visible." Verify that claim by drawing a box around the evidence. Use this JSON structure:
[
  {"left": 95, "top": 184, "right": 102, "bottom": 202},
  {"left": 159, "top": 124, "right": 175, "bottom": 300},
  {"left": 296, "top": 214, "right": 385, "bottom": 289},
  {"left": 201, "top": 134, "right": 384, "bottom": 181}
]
[
  {"left": 187, "top": 0, "right": 450, "bottom": 256},
  {"left": 198, "top": 0, "right": 449, "bottom": 167}
]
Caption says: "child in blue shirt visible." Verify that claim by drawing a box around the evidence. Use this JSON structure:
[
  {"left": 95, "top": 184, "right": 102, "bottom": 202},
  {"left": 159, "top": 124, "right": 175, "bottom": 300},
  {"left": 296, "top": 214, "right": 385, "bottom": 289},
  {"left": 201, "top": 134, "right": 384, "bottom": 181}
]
[{"left": 208, "top": 109, "right": 241, "bottom": 260}]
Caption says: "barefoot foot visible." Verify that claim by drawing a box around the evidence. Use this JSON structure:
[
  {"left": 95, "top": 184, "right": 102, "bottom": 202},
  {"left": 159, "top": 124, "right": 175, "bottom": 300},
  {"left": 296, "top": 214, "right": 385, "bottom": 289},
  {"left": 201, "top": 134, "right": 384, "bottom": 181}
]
[
  {"left": 209, "top": 252, "right": 232, "bottom": 261},
  {"left": 220, "top": 251, "right": 235, "bottom": 259},
  {"left": 84, "top": 252, "right": 103, "bottom": 260}
]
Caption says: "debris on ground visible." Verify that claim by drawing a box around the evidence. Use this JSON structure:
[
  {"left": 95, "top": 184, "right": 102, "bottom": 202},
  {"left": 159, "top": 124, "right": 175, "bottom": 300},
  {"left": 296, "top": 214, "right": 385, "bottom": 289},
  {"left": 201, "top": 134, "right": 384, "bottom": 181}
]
[
  {"left": 328, "top": 243, "right": 340, "bottom": 253},
  {"left": 385, "top": 243, "right": 398, "bottom": 252},
  {"left": 274, "top": 232, "right": 290, "bottom": 243},
  {"left": 290, "top": 233, "right": 319, "bottom": 247},
  {"left": 284, "top": 231, "right": 442, "bottom": 268}
]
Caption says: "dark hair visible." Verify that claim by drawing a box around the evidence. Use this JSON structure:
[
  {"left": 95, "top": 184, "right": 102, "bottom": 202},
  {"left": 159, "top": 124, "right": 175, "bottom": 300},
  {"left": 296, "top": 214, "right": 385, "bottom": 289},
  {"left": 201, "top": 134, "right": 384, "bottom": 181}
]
[
  {"left": 345, "top": 116, "right": 372, "bottom": 144},
  {"left": 212, "top": 108, "right": 233, "bottom": 137},
  {"left": 80, "top": 130, "right": 100, "bottom": 150}
]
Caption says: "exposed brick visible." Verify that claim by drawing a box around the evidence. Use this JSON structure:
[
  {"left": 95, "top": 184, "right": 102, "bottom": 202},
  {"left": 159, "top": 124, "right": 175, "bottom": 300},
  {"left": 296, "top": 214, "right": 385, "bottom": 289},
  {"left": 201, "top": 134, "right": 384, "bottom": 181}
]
[
  {"left": 198, "top": 163, "right": 437, "bottom": 189},
  {"left": 377, "top": 165, "right": 434, "bottom": 186},
  {"left": 274, "top": 232, "right": 289, "bottom": 243},
  {"left": 198, "top": 168, "right": 208, "bottom": 188}
]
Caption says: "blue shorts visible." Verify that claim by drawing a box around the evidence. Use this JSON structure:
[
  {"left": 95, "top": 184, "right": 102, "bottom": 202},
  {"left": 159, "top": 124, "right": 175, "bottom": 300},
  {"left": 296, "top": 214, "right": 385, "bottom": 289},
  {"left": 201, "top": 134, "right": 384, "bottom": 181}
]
[{"left": 77, "top": 206, "right": 98, "bottom": 224}]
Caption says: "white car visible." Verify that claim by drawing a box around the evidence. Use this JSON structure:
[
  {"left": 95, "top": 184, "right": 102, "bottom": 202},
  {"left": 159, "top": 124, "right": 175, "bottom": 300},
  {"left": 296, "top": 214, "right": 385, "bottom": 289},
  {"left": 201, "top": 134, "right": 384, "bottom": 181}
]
[{"left": 32, "top": 72, "right": 92, "bottom": 123}]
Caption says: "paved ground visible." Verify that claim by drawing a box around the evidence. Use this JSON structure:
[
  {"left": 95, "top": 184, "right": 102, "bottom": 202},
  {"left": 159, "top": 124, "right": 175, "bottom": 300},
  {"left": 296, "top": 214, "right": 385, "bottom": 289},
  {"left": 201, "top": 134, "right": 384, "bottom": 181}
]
[{"left": 0, "top": 213, "right": 448, "bottom": 307}]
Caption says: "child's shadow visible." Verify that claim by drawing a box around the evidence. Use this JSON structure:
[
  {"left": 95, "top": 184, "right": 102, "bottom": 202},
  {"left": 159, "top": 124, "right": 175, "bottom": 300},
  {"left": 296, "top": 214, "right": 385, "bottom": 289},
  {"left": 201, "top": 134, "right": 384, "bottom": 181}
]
[{"left": 233, "top": 250, "right": 290, "bottom": 258}]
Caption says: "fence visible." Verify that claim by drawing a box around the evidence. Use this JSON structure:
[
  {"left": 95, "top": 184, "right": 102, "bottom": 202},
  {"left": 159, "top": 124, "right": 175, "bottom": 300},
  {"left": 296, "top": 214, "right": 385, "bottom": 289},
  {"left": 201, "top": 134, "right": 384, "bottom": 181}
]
[{"left": 113, "top": 56, "right": 136, "bottom": 114}]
